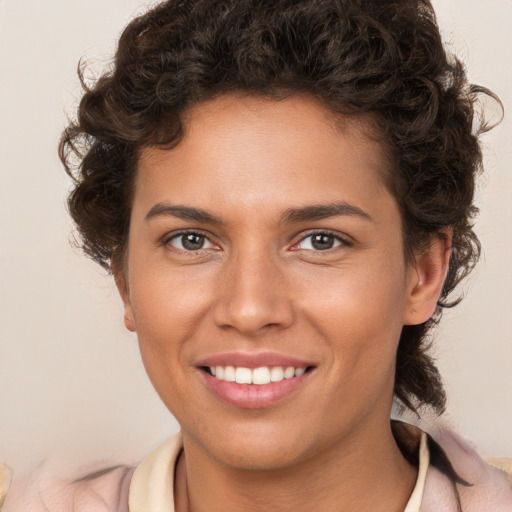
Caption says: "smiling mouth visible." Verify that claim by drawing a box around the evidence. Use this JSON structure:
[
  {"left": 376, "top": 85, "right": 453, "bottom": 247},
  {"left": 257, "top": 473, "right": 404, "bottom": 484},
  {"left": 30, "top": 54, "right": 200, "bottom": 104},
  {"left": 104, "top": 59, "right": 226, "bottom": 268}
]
[{"left": 201, "top": 365, "right": 315, "bottom": 385}]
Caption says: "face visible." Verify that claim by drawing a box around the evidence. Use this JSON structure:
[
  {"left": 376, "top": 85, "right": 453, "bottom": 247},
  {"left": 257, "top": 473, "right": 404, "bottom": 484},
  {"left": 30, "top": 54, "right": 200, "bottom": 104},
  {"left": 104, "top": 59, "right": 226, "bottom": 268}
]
[{"left": 118, "top": 94, "right": 440, "bottom": 471}]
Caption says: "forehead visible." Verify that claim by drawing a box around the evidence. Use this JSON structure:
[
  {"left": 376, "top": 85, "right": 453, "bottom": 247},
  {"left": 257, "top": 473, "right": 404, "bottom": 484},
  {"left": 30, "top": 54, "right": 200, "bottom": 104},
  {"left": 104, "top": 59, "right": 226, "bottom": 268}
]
[{"left": 135, "top": 94, "right": 394, "bottom": 220}]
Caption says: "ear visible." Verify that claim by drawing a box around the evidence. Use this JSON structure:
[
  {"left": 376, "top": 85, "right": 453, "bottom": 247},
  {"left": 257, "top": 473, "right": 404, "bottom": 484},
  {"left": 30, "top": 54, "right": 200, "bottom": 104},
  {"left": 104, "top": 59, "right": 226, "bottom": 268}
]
[
  {"left": 112, "top": 258, "right": 136, "bottom": 333},
  {"left": 403, "top": 230, "right": 452, "bottom": 326}
]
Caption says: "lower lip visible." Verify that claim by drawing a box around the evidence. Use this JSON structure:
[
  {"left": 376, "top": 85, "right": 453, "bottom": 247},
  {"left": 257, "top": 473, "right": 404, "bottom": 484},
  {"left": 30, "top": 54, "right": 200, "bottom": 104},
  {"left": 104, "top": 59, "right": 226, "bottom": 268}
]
[{"left": 200, "top": 370, "right": 312, "bottom": 409}]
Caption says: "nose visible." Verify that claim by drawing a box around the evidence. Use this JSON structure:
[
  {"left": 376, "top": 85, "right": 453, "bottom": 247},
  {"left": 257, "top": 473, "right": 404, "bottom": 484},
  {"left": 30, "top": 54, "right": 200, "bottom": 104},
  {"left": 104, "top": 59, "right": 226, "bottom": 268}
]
[{"left": 212, "top": 248, "right": 295, "bottom": 336}]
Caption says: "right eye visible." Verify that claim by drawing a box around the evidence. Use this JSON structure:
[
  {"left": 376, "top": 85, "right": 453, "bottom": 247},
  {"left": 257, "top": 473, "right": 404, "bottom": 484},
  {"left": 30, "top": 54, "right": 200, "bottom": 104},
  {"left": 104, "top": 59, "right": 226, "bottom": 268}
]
[
  {"left": 166, "top": 232, "right": 217, "bottom": 252},
  {"left": 296, "top": 232, "right": 344, "bottom": 251}
]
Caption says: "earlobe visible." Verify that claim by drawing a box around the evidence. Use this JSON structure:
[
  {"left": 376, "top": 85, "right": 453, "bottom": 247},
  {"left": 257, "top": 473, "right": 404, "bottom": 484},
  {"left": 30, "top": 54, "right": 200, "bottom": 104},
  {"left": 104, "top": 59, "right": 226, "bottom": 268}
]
[
  {"left": 404, "top": 231, "right": 452, "bottom": 326},
  {"left": 122, "top": 302, "right": 137, "bottom": 333},
  {"left": 112, "top": 258, "right": 137, "bottom": 333}
]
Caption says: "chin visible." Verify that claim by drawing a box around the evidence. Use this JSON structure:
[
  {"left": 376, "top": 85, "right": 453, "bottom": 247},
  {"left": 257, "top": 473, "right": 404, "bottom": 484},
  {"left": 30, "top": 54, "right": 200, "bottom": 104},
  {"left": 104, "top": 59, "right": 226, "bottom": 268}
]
[
  {"left": 184, "top": 416, "right": 329, "bottom": 472},
  {"left": 212, "top": 440, "right": 309, "bottom": 472}
]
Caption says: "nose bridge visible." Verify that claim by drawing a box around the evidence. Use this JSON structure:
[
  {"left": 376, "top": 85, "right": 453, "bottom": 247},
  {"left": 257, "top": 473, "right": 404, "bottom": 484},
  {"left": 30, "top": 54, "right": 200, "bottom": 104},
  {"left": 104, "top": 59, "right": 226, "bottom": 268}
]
[{"left": 213, "top": 243, "right": 294, "bottom": 335}]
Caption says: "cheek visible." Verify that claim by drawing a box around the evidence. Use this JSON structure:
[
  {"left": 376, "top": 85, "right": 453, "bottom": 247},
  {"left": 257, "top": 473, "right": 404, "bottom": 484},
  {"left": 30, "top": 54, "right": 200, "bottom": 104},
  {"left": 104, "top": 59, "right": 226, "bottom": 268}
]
[
  {"left": 299, "top": 258, "right": 408, "bottom": 376},
  {"left": 131, "top": 281, "right": 208, "bottom": 417},
  {"left": 127, "top": 264, "right": 215, "bottom": 381},
  {"left": 130, "top": 258, "right": 214, "bottom": 328}
]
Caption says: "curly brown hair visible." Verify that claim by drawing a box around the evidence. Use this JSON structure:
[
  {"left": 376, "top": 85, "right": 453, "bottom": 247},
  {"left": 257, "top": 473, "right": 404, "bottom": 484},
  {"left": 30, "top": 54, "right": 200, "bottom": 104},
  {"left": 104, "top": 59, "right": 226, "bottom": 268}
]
[{"left": 60, "top": 0, "right": 499, "bottom": 415}]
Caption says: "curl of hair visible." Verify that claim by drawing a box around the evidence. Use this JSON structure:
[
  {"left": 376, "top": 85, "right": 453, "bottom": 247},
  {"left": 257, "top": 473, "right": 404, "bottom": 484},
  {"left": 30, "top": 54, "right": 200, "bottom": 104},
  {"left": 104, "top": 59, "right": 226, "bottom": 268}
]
[{"left": 60, "top": 0, "right": 501, "bottom": 415}]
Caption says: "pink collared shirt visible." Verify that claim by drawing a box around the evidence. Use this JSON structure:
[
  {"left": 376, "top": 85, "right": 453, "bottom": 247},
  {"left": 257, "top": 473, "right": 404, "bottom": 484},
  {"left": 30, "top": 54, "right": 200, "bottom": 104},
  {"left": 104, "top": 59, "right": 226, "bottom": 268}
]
[{"left": 3, "top": 426, "right": 511, "bottom": 511}]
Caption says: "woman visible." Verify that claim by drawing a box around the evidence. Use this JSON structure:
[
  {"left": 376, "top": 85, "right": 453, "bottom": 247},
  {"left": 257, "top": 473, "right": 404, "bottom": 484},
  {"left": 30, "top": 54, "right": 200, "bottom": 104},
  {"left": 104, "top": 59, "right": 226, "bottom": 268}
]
[{"left": 3, "top": 0, "right": 511, "bottom": 510}]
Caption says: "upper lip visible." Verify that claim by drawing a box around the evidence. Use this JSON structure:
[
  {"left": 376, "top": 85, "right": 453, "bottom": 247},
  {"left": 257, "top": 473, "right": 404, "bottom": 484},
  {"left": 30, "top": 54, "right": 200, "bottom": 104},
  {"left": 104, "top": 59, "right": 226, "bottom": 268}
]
[{"left": 196, "top": 351, "right": 316, "bottom": 369}]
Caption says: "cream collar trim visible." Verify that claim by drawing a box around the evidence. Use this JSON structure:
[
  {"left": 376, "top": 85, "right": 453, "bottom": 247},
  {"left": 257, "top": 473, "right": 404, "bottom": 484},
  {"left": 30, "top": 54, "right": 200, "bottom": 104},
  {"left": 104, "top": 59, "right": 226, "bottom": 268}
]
[
  {"left": 404, "top": 432, "right": 429, "bottom": 512},
  {"left": 129, "top": 434, "right": 182, "bottom": 512},
  {"left": 128, "top": 432, "right": 429, "bottom": 512}
]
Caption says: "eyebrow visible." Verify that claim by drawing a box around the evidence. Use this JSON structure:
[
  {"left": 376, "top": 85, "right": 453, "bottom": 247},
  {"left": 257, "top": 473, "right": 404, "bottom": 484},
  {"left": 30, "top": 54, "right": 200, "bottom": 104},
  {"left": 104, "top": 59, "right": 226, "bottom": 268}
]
[
  {"left": 145, "top": 201, "right": 373, "bottom": 225},
  {"left": 280, "top": 202, "right": 374, "bottom": 224},
  {"left": 145, "top": 203, "right": 223, "bottom": 224}
]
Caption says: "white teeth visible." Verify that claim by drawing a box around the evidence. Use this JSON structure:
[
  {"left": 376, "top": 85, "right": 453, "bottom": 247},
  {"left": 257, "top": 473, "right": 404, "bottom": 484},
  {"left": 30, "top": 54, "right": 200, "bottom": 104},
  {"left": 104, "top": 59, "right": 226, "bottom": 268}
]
[
  {"left": 270, "top": 366, "right": 284, "bottom": 382},
  {"left": 208, "top": 365, "right": 308, "bottom": 385},
  {"left": 252, "top": 367, "right": 271, "bottom": 385},
  {"left": 224, "top": 365, "right": 235, "bottom": 382},
  {"left": 284, "top": 366, "right": 295, "bottom": 379},
  {"left": 235, "top": 367, "right": 252, "bottom": 384}
]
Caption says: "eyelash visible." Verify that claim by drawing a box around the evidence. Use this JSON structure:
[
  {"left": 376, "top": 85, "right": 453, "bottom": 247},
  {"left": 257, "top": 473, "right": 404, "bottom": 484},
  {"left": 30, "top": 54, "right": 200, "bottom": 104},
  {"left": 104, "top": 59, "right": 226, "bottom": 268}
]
[
  {"left": 163, "top": 230, "right": 218, "bottom": 252},
  {"left": 163, "top": 230, "right": 351, "bottom": 253},
  {"left": 293, "top": 230, "right": 352, "bottom": 252}
]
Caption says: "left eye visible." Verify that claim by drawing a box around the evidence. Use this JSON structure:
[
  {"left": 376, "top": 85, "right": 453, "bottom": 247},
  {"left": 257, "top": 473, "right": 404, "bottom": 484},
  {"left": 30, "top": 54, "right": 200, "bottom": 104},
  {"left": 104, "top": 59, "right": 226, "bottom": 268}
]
[
  {"left": 296, "top": 233, "right": 344, "bottom": 251},
  {"left": 167, "top": 233, "right": 216, "bottom": 251}
]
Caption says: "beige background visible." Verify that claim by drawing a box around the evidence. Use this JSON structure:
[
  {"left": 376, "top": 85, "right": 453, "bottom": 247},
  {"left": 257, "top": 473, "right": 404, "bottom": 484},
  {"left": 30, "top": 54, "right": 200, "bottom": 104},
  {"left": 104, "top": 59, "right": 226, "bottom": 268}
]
[{"left": 0, "top": 0, "right": 511, "bottom": 473}]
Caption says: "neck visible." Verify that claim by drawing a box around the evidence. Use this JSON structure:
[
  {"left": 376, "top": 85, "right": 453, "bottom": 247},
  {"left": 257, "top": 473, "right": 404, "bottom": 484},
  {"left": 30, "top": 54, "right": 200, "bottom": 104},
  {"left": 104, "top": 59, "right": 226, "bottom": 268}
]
[{"left": 175, "top": 420, "right": 418, "bottom": 512}]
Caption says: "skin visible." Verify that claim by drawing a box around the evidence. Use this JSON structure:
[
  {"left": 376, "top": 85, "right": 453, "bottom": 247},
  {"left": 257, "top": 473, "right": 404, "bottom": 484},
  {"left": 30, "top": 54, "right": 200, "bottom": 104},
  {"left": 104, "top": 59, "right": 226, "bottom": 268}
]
[{"left": 116, "top": 94, "right": 450, "bottom": 512}]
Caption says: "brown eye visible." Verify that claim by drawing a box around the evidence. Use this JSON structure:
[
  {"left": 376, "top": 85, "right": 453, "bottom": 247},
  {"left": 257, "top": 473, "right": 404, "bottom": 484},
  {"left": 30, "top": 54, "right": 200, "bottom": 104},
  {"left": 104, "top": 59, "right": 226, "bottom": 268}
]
[
  {"left": 312, "top": 234, "right": 335, "bottom": 250},
  {"left": 296, "top": 233, "right": 344, "bottom": 251},
  {"left": 182, "top": 234, "right": 205, "bottom": 250},
  {"left": 168, "top": 232, "right": 215, "bottom": 251}
]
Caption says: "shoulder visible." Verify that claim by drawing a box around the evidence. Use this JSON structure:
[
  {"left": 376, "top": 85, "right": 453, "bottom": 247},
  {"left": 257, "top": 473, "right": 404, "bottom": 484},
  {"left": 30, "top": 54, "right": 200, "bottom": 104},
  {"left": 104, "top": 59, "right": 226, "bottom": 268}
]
[
  {"left": 0, "top": 462, "right": 12, "bottom": 509},
  {"left": 422, "top": 425, "right": 512, "bottom": 512},
  {"left": 2, "top": 462, "right": 134, "bottom": 512}
]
